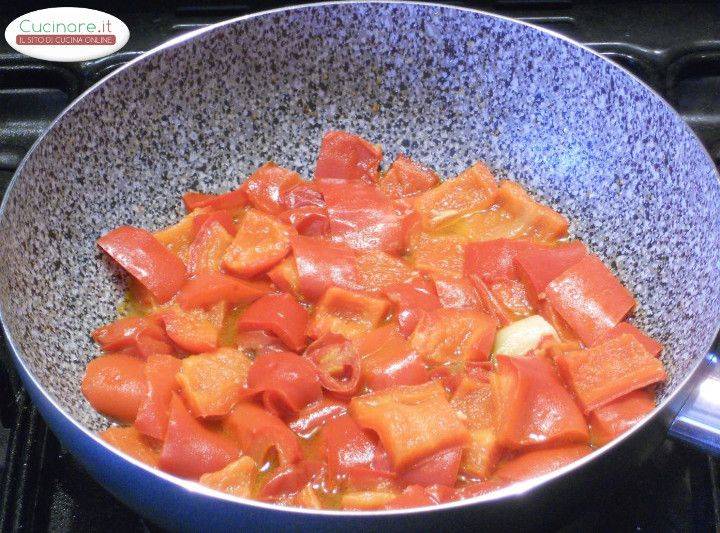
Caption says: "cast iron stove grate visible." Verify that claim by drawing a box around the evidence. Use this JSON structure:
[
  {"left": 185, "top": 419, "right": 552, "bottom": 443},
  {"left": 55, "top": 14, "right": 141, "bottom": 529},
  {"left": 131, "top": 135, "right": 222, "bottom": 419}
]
[{"left": 0, "top": 2, "right": 718, "bottom": 531}]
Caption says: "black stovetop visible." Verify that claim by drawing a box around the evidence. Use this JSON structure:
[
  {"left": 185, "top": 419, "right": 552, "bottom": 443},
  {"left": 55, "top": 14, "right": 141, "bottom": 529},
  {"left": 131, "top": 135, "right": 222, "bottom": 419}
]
[{"left": 1, "top": 2, "right": 719, "bottom": 531}]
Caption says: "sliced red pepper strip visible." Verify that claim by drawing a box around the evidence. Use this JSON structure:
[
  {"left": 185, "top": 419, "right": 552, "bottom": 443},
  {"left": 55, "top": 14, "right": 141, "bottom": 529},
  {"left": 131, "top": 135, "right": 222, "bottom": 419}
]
[
  {"left": 222, "top": 209, "right": 296, "bottom": 277},
  {"left": 314, "top": 130, "right": 382, "bottom": 184},
  {"left": 305, "top": 334, "right": 362, "bottom": 398},
  {"left": 176, "top": 272, "right": 270, "bottom": 310},
  {"left": 247, "top": 352, "right": 322, "bottom": 416},
  {"left": 383, "top": 277, "right": 441, "bottom": 337},
  {"left": 237, "top": 293, "right": 309, "bottom": 352},
  {"left": 159, "top": 394, "right": 240, "bottom": 479},
  {"left": 224, "top": 402, "right": 302, "bottom": 466},
  {"left": 556, "top": 334, "right": 666, "bottom": 413},
  {"left": 98, "top": 225, "right": 187, "bottom": 303},
  {"left": 592, "top": 322, "right": 662, "bottom": 357},
  {"left": 290, "top": 235, "right": 361, "bottom": 302},
  {"left": 81, "top": 353, "right": 147, "bottom": 423},
  {"left": 492, "top": 355, "right": 589, "bottom": 449},
  {"left": 545, "top": 254, "right": 636, "bottom": 345},
  {"left": 288, "top": 399, "right": 348, "bottom": 438},
  {"left": 259, "top": 460, "right": 325, "bottom": 501},
  {"left": 494, "top": 445, "right": 592, "bottom": 482},
  {"left": 134, "top": 353, "right": 181, "bottom": 440},
  {"left": 589, "top": 389, "right": 655, "bottom": 446},
  {"left": 182, "top": 187, "right": 247, "bottom": 212},
  {"left": 245, "top": 162, "right": 303, "bottom": 215},
  {"left": 378, "top": 154, "right": 440, "bottom": 199}
]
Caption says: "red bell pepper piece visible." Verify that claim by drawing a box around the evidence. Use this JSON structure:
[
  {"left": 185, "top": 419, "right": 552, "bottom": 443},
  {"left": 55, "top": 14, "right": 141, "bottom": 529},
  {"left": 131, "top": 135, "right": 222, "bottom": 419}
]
[
  {"left": 290, "top": 235, "right": 361, "bottom": 301},
  {"left": 305, "top": 334, "right": 362, "bottom": 398},
  {"left": 545, "top": 254, "right": 636, "bottom": 345},
  {"left": 494, "top": 445, "right": 592, "bottom": 482},
  {"left": 413, "top": 162, "right": 498, "bottom": 229},
  {"left": 182, "top": 187, "right": 247, "bottom": 212},
  {"left": 464, "top": 238, "right": 535, "bottom": 283},
  {"left": 496, "top": 181, "right": 569, "bottom": 241},
  {"left": 244, "top": 162, "right": 303, "bottom": 215},
  {"left": 350, "top": 382, "right": 470, "bottom": 470},
  {"left": 384, "top": 486, "right": 441, "bottom": 510},
  {"left": 279, "top": 205, "right": 330, "bottom": 236},
  {"left": 410, "top": 308, "right": 498, "bottom": 363},
  {"left": 430, "top": 274, "right": 480, "bottom": 310},
  {"left": 314, "top": 130, "right": 382, "bottom": 184},
  {"left": 450, "top": 377, "right": 494, "bottom": 430},
  {"left": 409, "top": 232, "right": 467, "bottom": 279},
  {"left": 98, "top": 226, "right": 187, "bottom": 303},
  {"left": 288, "top": 399, "right": 348, "bottom": 438},
  {"left": 319, "top": 178, "right": 408, "bottom": 254},
  {"left": 92, "top": 316, "right": 168, "bottom": 354},
  {"left": 176, "top": 348, "right": 252, "bottom": 418},
  {"left": 357, "top": 325, "right": 429, "bottom": 391},
  {"left": 322, "top": 415, "right": 379, "bottom": 482},
  {"left": 400, "top": 447, "right": 463, "bottom": 488},
  {"left": 247, "top": 352, "right": 322, "bottom": 415},
  {"left": 176, "top": 272, "right": 270, "bottom": 310},
  {"left": 222, "top": 209, "right": 296, "bottom": 277},
  {"left": 282, "top": 182, "right": 325, "bottom": 209},
  {"left": 514, "top": 241, "right": 587, "bottom": 304},
  {"left": 556, "top": 334, "right": 666, "bottom": 413},
  {"left": 593, "top": 322, "right": 662, "bottom": 357},
  {"left": 378, "top": 155, "right": 440, "bottom": 199},
  {"left": 134, "top": 353, "right": 181, "bottom": 440},
  {"left": 308, "top": 287, "right": 390, "bottom": 339},
  {"left": 100, "top": 426, "right": 159, "bottom": 467},
  {"left": 356, "top": 250, "right": 415, "bottom": 293},
  {"left": 259, "top": 460, "right": 325, "bottom": 501},
  {"left": 159, "top": 394, "right": 240, "bottom": 478},
  {"left": 384, "top": 277, "right": 440, "bottom": 337},
  {"left": 266, "top": 257, "right": 301, "bottom": 297},
  {"left": 163, "top": 308, "right": 219, "bottom": 354},
  {"left": 236, "top": 330, "right": 287, "bottom": 357},
  {"left": 191, "top": 210, "right": 237, "bottom": 238},
  {"left": 82, "top": 353, "right": 147, "bottom": 423},
  {"left": 492, "top": 355, "right": 589, "bottom": 449},
  {"left": 187, "top": 220, "right": 234, "bottom": 275},
  {"left": 198, "top": 456, "right": 258, "bottom": 498},
  {"left": 237, "top": 293, "right": 309, "bottom": 352},
  {"left": 589, "top": 389, "right": 655, "bottom": 446},
  {"left": 224, "top": 402, "right": 302, "bottom": 466}
]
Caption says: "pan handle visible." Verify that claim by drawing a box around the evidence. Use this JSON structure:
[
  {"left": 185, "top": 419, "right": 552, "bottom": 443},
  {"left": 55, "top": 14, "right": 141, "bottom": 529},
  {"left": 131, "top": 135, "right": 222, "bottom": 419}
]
[{"left": 668, "top": 352, "right": 720, "bottom": 455}]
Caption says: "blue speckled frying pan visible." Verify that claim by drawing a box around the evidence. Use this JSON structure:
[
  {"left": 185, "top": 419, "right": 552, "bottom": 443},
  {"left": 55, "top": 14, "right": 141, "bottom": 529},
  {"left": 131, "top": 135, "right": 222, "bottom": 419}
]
[{"left": 0, "top": 3, "right": 719, "bottom": 531}]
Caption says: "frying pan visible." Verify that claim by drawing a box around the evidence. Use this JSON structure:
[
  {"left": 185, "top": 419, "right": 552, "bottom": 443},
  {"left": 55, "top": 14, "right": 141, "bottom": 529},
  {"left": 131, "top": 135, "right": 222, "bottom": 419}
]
[{"left": 0, "top": 2, "right": 719, "bottom": 531}]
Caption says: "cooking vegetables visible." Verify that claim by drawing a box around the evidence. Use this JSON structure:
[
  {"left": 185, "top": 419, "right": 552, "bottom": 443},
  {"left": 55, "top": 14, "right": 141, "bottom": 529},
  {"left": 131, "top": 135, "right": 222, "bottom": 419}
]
[{"left": 88, "top": 130, "right": 666, "bottom": 510}]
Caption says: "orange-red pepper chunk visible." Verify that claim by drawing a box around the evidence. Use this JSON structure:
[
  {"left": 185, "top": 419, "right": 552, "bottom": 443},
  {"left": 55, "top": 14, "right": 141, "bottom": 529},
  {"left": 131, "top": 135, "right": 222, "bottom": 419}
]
[
  {"left": 308, "top": 287, "right": 390, "bottom": 339},
  {"left": 222, "top": 209, "right": 296, "bottom": 277},
  {"left": 589, "top": 389, "right": 655, "bottom": 446},
  {"left": 413, "top": 161, "right": 499, "bottom": 229},
  {"left": 410, "top": 308, "right": 497, "bottom": 363},
  {"left": 494, "top": 445, "right": 592, "bottom": 482},
  {"left": 378, "top": 154, "right": 440, "bottom": 199},
  {"left": 98, "top": 225, "right": 187, "bottom": 303},
  {"left": 350, "top": 381, "right": 470, "bottom": 471},
  {"left": 556, "top": 334, "right": 666, "bottom": 413},
  {"left": 492, "top": 355, "right": 589, "bottom": 449},
  {"left": 314, "top": 130, "right": 382, "bottom": 184},
  {"left": 176, "top": 348, "right": 252, "bottom": 418},
  {"left": 545, "top": 254, "right": 636, "bottom": 346}
]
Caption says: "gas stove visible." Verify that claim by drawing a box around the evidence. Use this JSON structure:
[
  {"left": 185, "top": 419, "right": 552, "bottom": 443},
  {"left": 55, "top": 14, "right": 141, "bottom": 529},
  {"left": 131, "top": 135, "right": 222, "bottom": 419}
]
[{"left": 0, "top": 2, "right": 718, "bottom": 531}]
